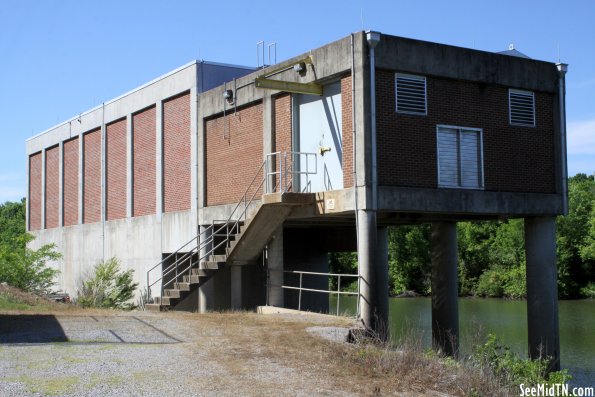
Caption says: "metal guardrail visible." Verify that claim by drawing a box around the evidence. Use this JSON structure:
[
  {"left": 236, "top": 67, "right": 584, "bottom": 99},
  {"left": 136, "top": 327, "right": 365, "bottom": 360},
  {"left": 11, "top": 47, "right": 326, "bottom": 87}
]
[
  {"left": 146, "top": 151, "right": 318, "bottom": 303},
  {"left": 274, "top": 270, "right": 360, "bottom": 317}
]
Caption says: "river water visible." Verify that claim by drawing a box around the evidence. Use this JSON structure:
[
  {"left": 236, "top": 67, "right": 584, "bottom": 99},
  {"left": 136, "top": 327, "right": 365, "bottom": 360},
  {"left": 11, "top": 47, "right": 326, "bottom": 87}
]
[{"left": 330, "top": 296, "right": 594, "bottom": 387}]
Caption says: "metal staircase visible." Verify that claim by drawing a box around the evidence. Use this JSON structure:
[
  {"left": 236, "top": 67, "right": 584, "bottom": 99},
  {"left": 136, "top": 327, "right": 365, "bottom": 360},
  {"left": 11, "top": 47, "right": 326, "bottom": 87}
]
[{"left": 145, "top": 152, "right": 317, "bottom": 311}]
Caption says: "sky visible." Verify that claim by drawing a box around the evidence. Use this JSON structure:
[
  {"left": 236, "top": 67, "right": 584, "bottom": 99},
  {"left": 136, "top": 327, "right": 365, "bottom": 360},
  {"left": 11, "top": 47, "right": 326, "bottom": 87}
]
[{"left": 1, "top": 0, "right": 594, "bottom": 203}]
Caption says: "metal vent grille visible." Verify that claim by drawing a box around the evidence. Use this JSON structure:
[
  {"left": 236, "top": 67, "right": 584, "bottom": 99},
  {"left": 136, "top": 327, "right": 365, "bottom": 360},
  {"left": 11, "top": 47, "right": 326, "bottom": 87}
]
[
  {"left": 396, "top": 73, "right": 427, "bottom": 115},
  {"left": 509, "top": 89, "right": 535, "bottom": 127}
]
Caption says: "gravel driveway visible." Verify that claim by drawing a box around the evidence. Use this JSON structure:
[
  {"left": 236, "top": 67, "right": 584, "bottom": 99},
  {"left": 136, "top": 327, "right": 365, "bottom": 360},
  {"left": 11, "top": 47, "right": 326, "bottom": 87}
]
[{"left": 0, "top": 310, "right": 362, "bottom": 397}]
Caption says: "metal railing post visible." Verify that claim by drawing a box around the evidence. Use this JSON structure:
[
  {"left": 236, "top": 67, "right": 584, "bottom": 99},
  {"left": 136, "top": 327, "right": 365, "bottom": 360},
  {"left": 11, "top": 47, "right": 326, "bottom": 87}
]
[
  {"left": 298, "top": 272, "right": 303, "bottom": 311},
  {"left": 279, "top": 153, "right": 283, "bottom": 193},
  {"left": 337, "top": 275, "right": 341, "bottom": 316}
]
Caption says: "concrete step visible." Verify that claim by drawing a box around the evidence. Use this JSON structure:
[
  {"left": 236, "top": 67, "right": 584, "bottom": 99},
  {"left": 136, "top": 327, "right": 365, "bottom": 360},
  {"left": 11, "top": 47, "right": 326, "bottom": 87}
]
[
  {"left": 200, "top": 261, "right": 223, "bottom": 270},
  {"left": 189, "top": 268, "right": 210, "bottom": 276},
  {"left": 173, "top": 282, "right": 191, "bottom": 291},
  {"left": 163, "top": 289, "right": 181, "bottom": 298},
  {"left": 145, "top": 303, "right": 163, "bottom": 312},
  {"left": 159, "top": 296, "right": 176, "bottom": 306},
  {"left": 209, "top": 254, "right": 227, "bottom": 262}
]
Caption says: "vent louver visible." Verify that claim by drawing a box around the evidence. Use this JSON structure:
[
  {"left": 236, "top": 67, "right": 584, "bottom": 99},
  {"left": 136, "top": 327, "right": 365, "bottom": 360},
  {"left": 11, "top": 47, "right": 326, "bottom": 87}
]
[
  {"left": 396, "top": 73, "right": 427, "bottom": 115},
  {"left": 509, "top": 89, "right": 535, "bottom": 127}
]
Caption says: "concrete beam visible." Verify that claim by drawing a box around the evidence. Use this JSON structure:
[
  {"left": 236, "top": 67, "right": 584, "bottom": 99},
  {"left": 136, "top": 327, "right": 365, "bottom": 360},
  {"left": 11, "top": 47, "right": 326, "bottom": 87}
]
[
  {"left": 430, "top": 222, "right": 459, "bottom": 356},
  {"left": 525, "top": 216, "right": 560, "bottom": 370}
]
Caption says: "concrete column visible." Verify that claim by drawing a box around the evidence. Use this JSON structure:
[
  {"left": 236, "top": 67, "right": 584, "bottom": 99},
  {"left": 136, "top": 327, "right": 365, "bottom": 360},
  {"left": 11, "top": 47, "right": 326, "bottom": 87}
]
[
  {"left": 230, "top": 265, "right": 242, "bottom": 310},
  {"left": 376, "top": 226, "right": 389, "bottom": 339},
  {"left": 525, "top": 216, "right": 560, "bottom": 370},
  {"left": 357, "top": 209, "right": 378, "bottom": 333},
  {"left": 430, "top": 222, "right": 459, "bottom": 356},
  {"left": 267, "top": 226, "right": 284, "bottom": 307},
  {"left": 198, "top": 224, "right": 214, "bottom": 313}
]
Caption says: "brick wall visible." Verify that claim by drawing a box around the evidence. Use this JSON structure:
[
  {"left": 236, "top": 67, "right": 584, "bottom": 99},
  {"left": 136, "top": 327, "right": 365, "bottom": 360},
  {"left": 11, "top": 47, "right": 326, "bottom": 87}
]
[
  {"left": 274, "top": 94, "right": 292, "bottom": 191},
  {"left": 44, "top": 146, "right": 60, "bottom": 229},
  {"left": 28, "top": 152, "right": 42, "bottom": 231},
  {"left": 163, "top": 92, "right": 191, "bottom": 212},
  {"left": 205, "top": 102, "right": 263, "bottom": 206},
  {"left": 376, "top": 70, "right": 556, "bottom": 193},
  {"left": 106, "top": 118, "right": 127, "bottom": 220},
  {"left": 133, "top": 106, "right": 156, "bottom": 217},
  {"left": 83, "top": 129, "right": 101, "bottom": 224},
  {"left": 63, "top": 137, "right": 79, "bottom": 226},
  {"left": 341, "top": 76, "right": 354, "bottom": 188}
]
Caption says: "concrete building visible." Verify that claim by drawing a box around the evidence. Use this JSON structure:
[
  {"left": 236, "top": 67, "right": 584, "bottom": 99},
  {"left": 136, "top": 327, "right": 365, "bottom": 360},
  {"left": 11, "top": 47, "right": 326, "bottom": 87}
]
[{"left": 26, "top": 32, "right": 568, "bottom": 367}]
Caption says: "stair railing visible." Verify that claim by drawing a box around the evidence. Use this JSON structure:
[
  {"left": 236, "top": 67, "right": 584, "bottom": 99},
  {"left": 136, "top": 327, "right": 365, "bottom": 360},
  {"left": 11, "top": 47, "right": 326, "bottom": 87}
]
[{"left": 146, "top": 151, "right": 317, "bottom": 303}]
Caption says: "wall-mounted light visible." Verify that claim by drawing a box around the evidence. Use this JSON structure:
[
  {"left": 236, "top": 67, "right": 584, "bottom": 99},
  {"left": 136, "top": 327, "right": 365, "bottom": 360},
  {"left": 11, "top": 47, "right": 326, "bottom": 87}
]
[
  {"left": 223, "top": 89, "right": 234, "bottom": 104},
  {"left": 293, "top": 62, "right": 306, "bottom": 73}
]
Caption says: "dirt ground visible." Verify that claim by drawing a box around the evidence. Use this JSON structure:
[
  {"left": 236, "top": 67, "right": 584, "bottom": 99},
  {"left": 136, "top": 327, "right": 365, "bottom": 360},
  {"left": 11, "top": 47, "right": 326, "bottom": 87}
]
[{"left": 0, "top": 308, "right": 446, "bottom": 397}]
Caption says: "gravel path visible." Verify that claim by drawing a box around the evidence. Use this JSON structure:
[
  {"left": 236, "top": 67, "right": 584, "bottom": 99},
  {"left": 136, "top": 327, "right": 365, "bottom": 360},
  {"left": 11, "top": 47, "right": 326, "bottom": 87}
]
[{"left": 0, "top": 310, "right": 363, "bottom": 397}]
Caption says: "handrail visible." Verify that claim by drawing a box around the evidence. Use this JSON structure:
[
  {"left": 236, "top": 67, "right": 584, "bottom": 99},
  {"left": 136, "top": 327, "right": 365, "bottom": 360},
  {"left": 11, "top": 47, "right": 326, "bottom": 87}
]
[
  {"left": 274, "top": 270, "right": 361, "bottom": 317},
  {"left": 146, "top": 151, "right": 318, "bottom": 304}
]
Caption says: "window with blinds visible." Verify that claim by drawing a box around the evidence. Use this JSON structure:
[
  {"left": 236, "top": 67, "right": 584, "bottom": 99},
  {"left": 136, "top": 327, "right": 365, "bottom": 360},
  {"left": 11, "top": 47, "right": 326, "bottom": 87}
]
[
  {"left": 395, "top": 73, "right": 427, "bottom": 115},
  {"left": 437, "top": 125, "right": 484, "bottom": 189},
  {"left": 509, "top": 89, "right": 535, "bottom": 127}
]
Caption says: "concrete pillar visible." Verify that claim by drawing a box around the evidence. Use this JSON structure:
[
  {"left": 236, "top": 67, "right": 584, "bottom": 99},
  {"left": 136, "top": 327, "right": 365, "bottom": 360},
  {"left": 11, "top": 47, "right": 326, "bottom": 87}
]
[
  {"left": 430, "top": 222, "right": 459, "bottom": 356},
  {"left": 267, "top": 226, "right": 284, "bottom": 307},
  {"left": 357, "top": 209, "right": 378, "bottom": 333},
  {"left": 230, "top": 265, "right": 242, "bottom": 310},
  {"left": 376, "top": 226, "right": 389, "bottom": 339},
  {"left": 198, "top": 225, "right": 214, "bottom": 313},
  {"left": 525, "top": 216, "right": 560, "bottom": 370}
]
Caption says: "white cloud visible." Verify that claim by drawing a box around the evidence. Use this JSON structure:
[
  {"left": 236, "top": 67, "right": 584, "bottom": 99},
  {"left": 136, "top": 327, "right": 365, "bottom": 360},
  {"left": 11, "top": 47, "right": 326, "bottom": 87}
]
[{"left": 567, "top": 119, "right": 595, "bottom": 155}]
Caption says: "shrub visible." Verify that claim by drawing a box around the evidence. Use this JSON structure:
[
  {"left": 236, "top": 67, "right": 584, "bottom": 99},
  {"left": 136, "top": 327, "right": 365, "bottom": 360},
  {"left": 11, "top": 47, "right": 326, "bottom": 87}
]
[
  {"left": 77, "top": 258, "right": 138, "bottom": 310},
  {"left": 472, "top": 333, "right": 571, "bottom": 387}
]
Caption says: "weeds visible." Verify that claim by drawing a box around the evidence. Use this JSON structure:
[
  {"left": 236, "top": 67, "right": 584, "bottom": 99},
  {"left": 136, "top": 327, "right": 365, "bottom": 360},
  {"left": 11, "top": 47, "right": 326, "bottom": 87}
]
[{"left": 76, "top": 258, "right": 138, "bottom": 310}]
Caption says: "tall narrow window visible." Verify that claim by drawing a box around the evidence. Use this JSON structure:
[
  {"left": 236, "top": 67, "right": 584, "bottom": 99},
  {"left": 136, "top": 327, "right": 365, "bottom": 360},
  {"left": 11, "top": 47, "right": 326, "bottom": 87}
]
[
  {"left": 437, "top": 125, "right": 483, "bottom": 189},
  {"left": 395, "top": 73, "right": 427, "bottom": 115},
  {"left": 509, "top": 89, "right": 535, "bottom": 127}
]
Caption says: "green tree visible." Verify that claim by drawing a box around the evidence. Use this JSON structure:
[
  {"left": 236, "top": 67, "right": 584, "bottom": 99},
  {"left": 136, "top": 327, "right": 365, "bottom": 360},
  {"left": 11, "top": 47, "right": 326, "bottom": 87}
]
[
  {"left": 387, "top": 225, "right": 431, "bottom": 295},
  {"left": 0, "top": 199, "right": 62, "bottom": 293},
  {"left": 556, "top": 174, "right": 595, "bottom": 298}
]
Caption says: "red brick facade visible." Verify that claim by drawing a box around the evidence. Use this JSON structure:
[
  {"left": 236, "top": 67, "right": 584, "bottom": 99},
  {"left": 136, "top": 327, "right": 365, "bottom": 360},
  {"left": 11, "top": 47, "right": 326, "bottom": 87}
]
[
  {"left": 376, "top": 70, "right": 556, "bottom": 193},
  {"left": 133, "top": 106, "right": 156, "bottom": 217},
  {"left": 28, "top": 152, "right": 42, "bottom": 231},
  {"left": 274, "top": 94, "right": 292, "bottom": 191},
  {"left": 44, "top": 146, "right": 60, "bottom": 229},
  {"left": 63, "top": 137, "right": 79, "bottom": 227},
  {"left": 205, "top": 102, "right": 263, "bottom": 206},
  {"left": 163, "top": 92, "right": 191, "bottom": 213},
  {"left": 341, "top": 75, "right": 354, "bottom": 188},
  {"left": 83, "top": 129, "right": 102, "bottom": 224},
  {"left": 106, "top": 118, "right": 127, "bottom": 220}
]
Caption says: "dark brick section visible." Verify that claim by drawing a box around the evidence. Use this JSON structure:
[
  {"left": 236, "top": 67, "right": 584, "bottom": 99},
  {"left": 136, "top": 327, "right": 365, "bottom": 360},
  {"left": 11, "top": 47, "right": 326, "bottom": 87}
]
[
  {"left": 133, "top": 106, "right": 156, "bottom": 217},
  {"left": 163, "top": 92, "right": 191, "bottom": 213},
  {"left": 44, "top": 146, "right": 60, "bottom": 229},
  {"left": 205, "top": 102, "right": 263, "bottom": 206},
  {"left": 63, "top": 137, "right": 79, "bottom": 227},
  {"left": 83, "top": 129, "right": 102, "bottom": 224},
  {"left": 274, "top": 94, "right": 292, "bottom": 191},
  {"left": 341, "top": 75, "right": 353, "bottom": 188},
  {"left": 106, "top": 118, "right": 127, "bottom": 221},
  {"left": 376, "top": 70, "right": 556, "bottom": 193},
  {"left": 28, "top": 152, "right": 42, "bottom": 231}
]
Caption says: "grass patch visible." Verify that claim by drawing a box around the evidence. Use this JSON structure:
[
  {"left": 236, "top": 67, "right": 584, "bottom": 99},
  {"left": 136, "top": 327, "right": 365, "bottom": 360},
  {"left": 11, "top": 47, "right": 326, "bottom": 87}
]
[{"left": 11, "top": 375, "right": 79, "bottom": 396}]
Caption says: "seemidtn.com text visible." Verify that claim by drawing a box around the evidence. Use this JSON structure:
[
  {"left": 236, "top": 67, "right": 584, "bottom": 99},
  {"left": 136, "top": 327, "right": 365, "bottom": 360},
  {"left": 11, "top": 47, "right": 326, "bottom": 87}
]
[{"left": 520, "top": 384, "right": 594, "bottom": 397}]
